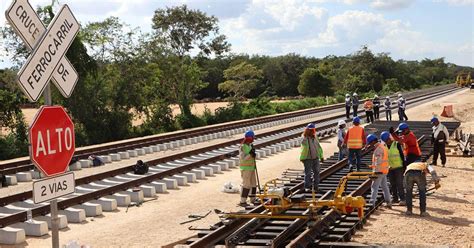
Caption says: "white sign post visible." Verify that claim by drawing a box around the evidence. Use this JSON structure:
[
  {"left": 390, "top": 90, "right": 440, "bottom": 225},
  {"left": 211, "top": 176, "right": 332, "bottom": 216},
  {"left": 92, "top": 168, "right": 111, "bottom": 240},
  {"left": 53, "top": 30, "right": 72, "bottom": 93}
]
[
  {"left": 5, "top": 0, "right": 79, "bottom": 99},
  {"left": 33, "top": 172, "right": 75, "bottom": 204}
]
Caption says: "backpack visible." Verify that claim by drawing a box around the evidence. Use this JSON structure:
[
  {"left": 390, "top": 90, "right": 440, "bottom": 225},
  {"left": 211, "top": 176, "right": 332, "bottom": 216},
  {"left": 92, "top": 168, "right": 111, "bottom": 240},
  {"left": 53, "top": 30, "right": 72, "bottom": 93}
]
[
  {"left": 89, "top": 155, "right": 104, "bottom": 167},
  {"left": 133, "top": 160, "right": 149, "bottom": 175}
]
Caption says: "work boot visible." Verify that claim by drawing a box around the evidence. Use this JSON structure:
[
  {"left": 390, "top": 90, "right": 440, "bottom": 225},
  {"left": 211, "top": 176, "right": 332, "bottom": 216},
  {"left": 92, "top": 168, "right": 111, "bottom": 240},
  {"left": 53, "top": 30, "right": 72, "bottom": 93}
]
[
  {"left": 348, "top": 165, "right": 354, "bottom": 172},
  {"left": 442, "top": 164, "right": 446, "bottom": 167},
  {"left": 399, "top": 200, "right": 406, "bottom": 206},
  {"left": 405, "top": 210, "right": 413, "bottom": 216},
  {"left": 238, "top": 202, "right": 249, "bottom": 207},
  {"left": 420, "top": 211, "right": 430, "bottom": 217},
  {"left": 385, "top": 203, "right": 392, "bottom": 209}
]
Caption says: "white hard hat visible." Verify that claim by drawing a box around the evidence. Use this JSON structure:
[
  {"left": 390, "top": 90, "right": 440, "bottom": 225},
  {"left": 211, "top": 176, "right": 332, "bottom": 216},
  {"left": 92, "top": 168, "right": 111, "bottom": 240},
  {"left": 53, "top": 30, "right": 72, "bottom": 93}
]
[
  {"left": 398, "top": 93, "right": 402, "bottom": 97},
  {"left": 338, "top": 120, "right": 345, "bottom": 126},
  {"left": 386, "top": 96, "right": 390, "bottom": 99},
  {"left": 353, "top": 93, "right": 358, "bottom": 96},
  {"left": 345, "top": 93, "right": 350, "bottom": 97},
  {"left": 374, "top": 94, "right": 378, "bottom": 98}
]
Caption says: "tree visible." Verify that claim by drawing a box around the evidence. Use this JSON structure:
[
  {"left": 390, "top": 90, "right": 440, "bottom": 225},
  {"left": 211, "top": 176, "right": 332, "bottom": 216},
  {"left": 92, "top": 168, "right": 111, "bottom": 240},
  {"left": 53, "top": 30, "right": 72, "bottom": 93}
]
[
  {"left": 151, "top": 5, "right": 230, "bottom": 121},
  {"left": 263, "top": 59, "right": 288, "bottom": 96},
  {"left": 219, "top": 62, "right": 263, "bottom": 98},
  {"left": 298, "top": 68, "right": 333, "bottom": 97}
]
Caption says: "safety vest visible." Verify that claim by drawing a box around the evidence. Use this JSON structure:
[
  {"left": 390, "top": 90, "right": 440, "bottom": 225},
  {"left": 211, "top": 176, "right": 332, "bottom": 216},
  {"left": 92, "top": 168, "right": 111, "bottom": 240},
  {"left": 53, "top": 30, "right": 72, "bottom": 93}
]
[
  {"left": 364, "top": 101, "right": 374, "bottom": 111},
  {"left": 300, "top": 137, "right": 323, "bottom": 161},
  {"left": 402, "top": 132, "right": 421, "bottom": 157},
  {"left": 239, "top": 143, "right": 256, "bottom": 171},
  {"left": 371, "top": 143, "right": 389, "bottom": 174},
  {"left": 405, "top": 162, "right": 427, "bottom": 174},
  {"left": 388, "top": 141, "right": 403, "bottom": 169},
  {"left": 347, "top": 126, "right": 364, "bottom": 149}
]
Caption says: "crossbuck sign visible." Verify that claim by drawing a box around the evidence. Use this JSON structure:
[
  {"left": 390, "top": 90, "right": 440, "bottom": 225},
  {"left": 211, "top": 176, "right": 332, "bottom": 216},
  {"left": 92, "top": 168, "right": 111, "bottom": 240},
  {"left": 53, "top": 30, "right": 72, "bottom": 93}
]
[{"left": 6, "top": 0, "right": 80, "bottom": 102}]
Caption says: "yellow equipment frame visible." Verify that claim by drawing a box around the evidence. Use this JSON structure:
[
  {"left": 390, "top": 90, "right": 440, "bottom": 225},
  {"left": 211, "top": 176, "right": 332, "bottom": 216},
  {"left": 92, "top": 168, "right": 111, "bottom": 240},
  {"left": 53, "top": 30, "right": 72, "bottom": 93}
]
[{"left": 224, "top": 172, "right": 376, "bottom": 220}]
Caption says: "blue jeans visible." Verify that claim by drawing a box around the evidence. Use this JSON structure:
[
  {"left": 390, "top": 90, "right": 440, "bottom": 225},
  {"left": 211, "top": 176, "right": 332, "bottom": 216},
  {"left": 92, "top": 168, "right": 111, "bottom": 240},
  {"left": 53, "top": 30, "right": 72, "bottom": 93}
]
[
  {"left": 338, "top": 146, "right": 347, "bottom": 161},
  {"left": 405, "top": 170, "right": 426, "bottom": 212},
  {"left": 370, "top": 174, "right": 392, "bottom": 204},
  {"left": 303, "top": 159, "right": 320, "bottom": 190},
  {"left": 348, "top": 149, "right": 361, "bottom": 170}
]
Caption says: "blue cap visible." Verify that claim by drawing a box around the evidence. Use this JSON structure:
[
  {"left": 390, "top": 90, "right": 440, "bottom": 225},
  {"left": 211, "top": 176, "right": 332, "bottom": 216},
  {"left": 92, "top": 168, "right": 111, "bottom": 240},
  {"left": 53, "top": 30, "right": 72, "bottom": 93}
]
[
  {"left": 306, "top": 123, "right": 316, "bottom": 129},
  {"left": 398, "top": 122, "right": 409, "bottom": 131},
  {"left": 353, "top": 117, "right": 361, "bottom": 124},
  {"left": 244, "top": 130, "right": 255, "bottom": 138},
  {"left": 380, "top": 131, "right": 391, "bottom": 142},
  {"left": 430, "top": 117, "right": 439, "bottom": 123},
  {"left": 367, "top": 134, "right": 378, "bottom": 143}
]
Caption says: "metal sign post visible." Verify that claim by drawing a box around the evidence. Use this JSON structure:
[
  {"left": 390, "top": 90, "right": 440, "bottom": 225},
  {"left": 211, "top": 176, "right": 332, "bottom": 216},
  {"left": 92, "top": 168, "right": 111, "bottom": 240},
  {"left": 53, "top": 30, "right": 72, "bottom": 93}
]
[{"left": 5, "top": 1, "right": 80, "bottom": 247}]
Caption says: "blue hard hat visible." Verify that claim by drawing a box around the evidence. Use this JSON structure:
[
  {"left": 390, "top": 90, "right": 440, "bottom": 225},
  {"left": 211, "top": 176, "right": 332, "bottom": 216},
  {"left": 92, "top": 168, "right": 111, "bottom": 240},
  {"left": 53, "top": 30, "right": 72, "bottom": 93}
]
[
  {"left": 380, "top": 131, "right": 391, "bottom": 142},
  {"left": 244, "top": 130, "right": 255, "bottom": 138},
  {"left": 366, "top": 134, "right": 378, "bottom": 143},
  {"left": 353, "top": 117, "right": 361, "bottom": 124},
  {"left": 398, "top": 122, "right": 409, "bottom": 131},
  {"left": 306, "top": 123, "right": 316, "bottom": 129},
  {"left": 430, "top": 117, "right": 439, "bottom": 123}
]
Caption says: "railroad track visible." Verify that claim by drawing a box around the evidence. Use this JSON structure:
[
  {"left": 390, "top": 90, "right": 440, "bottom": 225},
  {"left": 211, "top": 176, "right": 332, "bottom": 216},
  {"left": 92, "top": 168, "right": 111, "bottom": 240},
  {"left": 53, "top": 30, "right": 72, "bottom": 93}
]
[
  {"left": 0, "top": 84, "right": 458, "bottom": 177},
  {"left": 0, "top": 85, "right": 463, "bottom": 245},
  {"left": 170, "top": 121, "right": 460, "bottom": 247}
]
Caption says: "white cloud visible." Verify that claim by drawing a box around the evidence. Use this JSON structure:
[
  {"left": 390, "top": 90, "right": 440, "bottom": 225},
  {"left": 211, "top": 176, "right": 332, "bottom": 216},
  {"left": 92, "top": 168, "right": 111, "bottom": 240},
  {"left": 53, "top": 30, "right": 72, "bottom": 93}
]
[
  {"left": 433, "top": 0, "right": 474, "bottom": 5},
  {"left": 370, "top": 0, "right": 414, "bottom": 10}
]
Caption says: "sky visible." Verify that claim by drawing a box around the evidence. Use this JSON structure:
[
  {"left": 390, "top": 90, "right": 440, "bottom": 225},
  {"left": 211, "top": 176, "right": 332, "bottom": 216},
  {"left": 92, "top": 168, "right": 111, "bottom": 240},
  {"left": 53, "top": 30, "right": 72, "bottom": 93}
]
[{"left": 0, "top": 0, "right": 473, "bottom": 68}]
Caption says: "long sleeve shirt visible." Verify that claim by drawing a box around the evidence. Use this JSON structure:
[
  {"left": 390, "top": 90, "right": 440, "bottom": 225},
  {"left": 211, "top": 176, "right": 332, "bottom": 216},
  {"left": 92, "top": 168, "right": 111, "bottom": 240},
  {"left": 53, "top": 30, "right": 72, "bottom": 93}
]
[
  {"left": 392, "top": 131, "right": 421, "bottom": 156},
  {"left": 432, "top": 123, "right": 449, "bottom": 143},
  {"left": 337, "top": 128, "right": 346, "bottom": 147},
  {"left": 345, "top": 97, "right": 352, "bottom": 107},
  {"left": 373, "top": 97, "right": 380, "bottom": 107},
  {"left": 384, "top": 99, "right": 391, "bottom": 110},
  {"left": 352, "top": 97, "right": 359, "bottom": 106},
  {"left": 397, "top": 97, "right": 406, "bottom": 109}
]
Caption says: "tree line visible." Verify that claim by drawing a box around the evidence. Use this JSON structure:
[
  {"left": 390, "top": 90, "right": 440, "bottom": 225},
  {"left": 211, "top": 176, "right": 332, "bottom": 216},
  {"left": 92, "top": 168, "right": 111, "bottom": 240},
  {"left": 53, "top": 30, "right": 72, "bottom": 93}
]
[{"left": 0, "top": 4, "right": 472, "bottom": 160}]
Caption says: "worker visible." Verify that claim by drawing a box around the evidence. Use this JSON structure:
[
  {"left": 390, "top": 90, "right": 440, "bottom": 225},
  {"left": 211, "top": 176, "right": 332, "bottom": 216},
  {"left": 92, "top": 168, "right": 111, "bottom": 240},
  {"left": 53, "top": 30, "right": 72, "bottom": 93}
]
[
  {"left": 345, "top": 93, "right": 352, "bottom": 119},
  {"left": 352, "top": 93, "right": 359, "bottom": 117},
  {"left": 337, "top": 120, "right": 347, "bottom": 161},
  {"left": 373, "top": 94, "right": 381, "bottom": 120},
  {"left": 344, "top": 117, "right": 366, "bottom": 172},
  {"left": 431, "top": 117, "right": 449, "bottom": 167},
  {"left": 384, "top": 96, "right": 392, "bottom": 121},
  {"left": 404, "top": 161, "right": 440, "bottom": 216},
  {"left": 239, "top": 130, "right": 258, "bottom": 206},
  {"left": 382, "top": 131, "right": 405, "bottom": 205},
  {"left": 363, "top": 98, "right": 374, "bottom": 123},
  {"left": 300, "top": 123, "right": 324, "bottom": 192},
  {"left": 391, "top": 123, "right": 422, "bottom": 169},
  {"left": 397, "top": 93, "right": 408, "bottom": 121},
  {"left": 367, "top": 134, "right": 392, "bottom": 208}
]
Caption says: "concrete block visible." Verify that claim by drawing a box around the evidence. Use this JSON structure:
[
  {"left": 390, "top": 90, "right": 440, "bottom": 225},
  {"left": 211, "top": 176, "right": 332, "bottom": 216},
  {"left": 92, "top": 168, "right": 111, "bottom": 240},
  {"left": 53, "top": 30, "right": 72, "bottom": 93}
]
[
  {"left": 215, "top": 161, "right": 230, "bottom": 171},
  {"left": 147, "top": 182, "right": 167, "bottom": 193},
  {"left": 169, "top": 142, "right": 177, "bottom": 149},
  {"left": 150, "top": 145, "right": 159, "bottom": 152},
  {"left": 192, "top": 137, "right": 199, "bottom": 143},
  {"left": 10, "top": 220, "right": 48, "bottom": 237},
  {"left": 128, "top": 150, "right": 138, "bottom": 157},
  {"left": 170, "top": 175, "right": 188, "bottom": 186},
  {"left": 79, "top": 159, "right": 92, "bottom": 168},
  {"left": 206, "top": 164, "right": 222, "bottom": 174},
  {"left": 190, "top": 169, "right": 206, "bottom": 179},
  {"left": 178, "top": 140, "right": 186, "bottom": 146},
  {"left": 180, "top": 172, "right": 196, "bottom": 183},
  {"left": 59, "top": 208, "right": 86, "bottom": 223},
  {"left": 158, "top": 144, "right": 167, "bottom": 151},
  {"left": 198, "top": 166, "right": 214, "bottom": 176},
  {"left": 99, "top": 155, "right": 112, "bottom": 163},
  {"left": 225, "top": 159, "right": 238, "bottom": 168},
  {"left": 110, "top": 153, "right": 121, "bottom": 161},
  {"left": 5, "top": 175, "right": 17, "bottom": 186},
  {"left": 157, "top": 178, "right": 178, "bottom": 189},
  {"left": 121, "top": 190, "right": 144, "bottom": 203},
  {"left": 139, "top": 185, "right": 156, "bottom": 197},
  {"left": 72, "top": 202, "right": 102, "bottom": 217},
  {"left": 0, "top": 227, "right": 25, "bottom": 245},
  {"left": 135, "top": 148, "right": 145, "bottom": 156},
  {"left": 256, "top": 150, "right": 265, "bottom": 159},
  {"left": 105, "top": 193, "right": 131, "bottom": 207},
  {"left": 89, "top": 198, "right": 117, "bottom": 212},
  {"left": 69, "top": 162, "right": 81, "bottom": 171},
  {"left": 164, "top": 143, "right": 172, "bottom": 149},
  {"left": 144, "top": 147, "right": 153, "bottom": 154},
  {"left": 197, "top": 136, "right": 204, "bottom": 142},
  {"left": 16, "top": 172, "right": 32, "bottom": 182},
  {"left": 30, "top": 170, "right": 41, "bottom": 179},
  {"left": 34, "top": 214, "right": 68, "bottom": 229}
]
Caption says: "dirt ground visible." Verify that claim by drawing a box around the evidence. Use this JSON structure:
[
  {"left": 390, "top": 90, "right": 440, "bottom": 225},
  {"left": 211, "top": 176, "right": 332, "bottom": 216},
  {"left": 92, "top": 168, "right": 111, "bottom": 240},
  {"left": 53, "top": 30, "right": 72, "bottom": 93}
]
[{"left": 15, "top": 89, "right": 474, "bottom": 247}]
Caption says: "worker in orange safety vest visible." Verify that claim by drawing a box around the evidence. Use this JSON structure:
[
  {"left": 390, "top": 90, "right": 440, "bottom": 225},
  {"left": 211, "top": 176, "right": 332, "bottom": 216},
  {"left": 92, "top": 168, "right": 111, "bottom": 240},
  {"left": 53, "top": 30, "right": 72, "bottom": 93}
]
[
  {"left": 344, "top": 117, "right": 366, "bottom": 172},
  {"left": 367, "top": 134, "right": 392, "bottom": 208}
]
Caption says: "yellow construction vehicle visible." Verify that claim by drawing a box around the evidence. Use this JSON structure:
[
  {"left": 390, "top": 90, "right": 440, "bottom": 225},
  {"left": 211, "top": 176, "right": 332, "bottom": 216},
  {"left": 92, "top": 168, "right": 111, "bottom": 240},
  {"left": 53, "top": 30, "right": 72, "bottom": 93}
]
[
  {"left": 221, "top": 172, "right": 376, "bottom": 221},
  {"left": 455, "top": 72, "right": 473, "bottom": 87}
]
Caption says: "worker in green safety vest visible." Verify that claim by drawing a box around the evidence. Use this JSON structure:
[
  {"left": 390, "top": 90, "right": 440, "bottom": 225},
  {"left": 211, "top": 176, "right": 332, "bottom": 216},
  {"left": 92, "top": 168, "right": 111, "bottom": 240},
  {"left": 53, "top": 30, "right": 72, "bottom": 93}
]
[
  {"left": 300, "top": 123, "right": 324, "bottom": 192},
  {"left": 238, "top": 130, "right": 257, "bottom": 207},
  {"left": 381, "top": 131, "right": 406, "bottom": 205}
]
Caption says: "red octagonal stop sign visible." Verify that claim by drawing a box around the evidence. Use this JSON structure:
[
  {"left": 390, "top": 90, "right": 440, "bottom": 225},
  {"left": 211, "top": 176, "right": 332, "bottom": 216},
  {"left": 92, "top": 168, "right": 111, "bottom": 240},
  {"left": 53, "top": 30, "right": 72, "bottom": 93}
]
[{"left": 29, "top": 106, "right": 75, "bottom": 177}]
